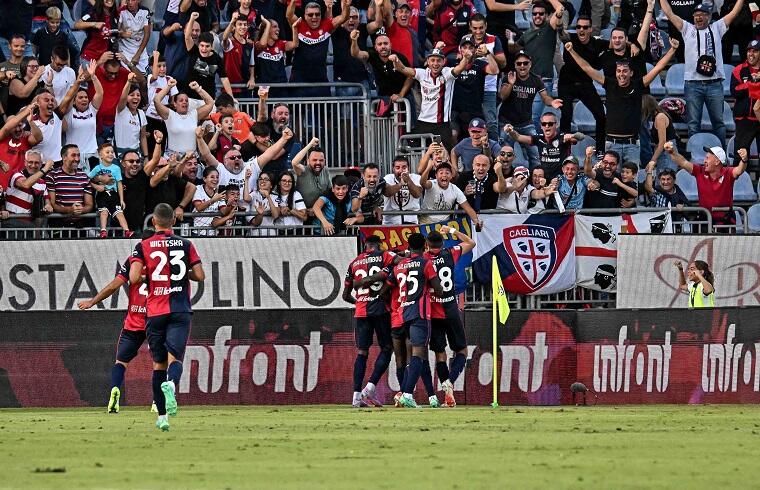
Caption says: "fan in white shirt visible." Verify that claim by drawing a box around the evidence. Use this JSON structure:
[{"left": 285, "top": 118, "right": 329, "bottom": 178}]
[
  {"left": 382, "top": 157, "right": 424, "bottom": 225},
  {"left": 243, "top": 170, "right": 281, "bottom": 236},
  {"left": 153, "top": 79, "right": 215, "bottom": 154},
  {"left": 118, "top": 0, "right": 152, "bottom": 72},
  {"left": 419, "top": 160, "right": 482, "bottom": 227},
  {"left": 42, "top": 46, "right": 76, "bottom": 103},
  {"left": 59, "top": 61, "right": 103, "bottom": 168}
]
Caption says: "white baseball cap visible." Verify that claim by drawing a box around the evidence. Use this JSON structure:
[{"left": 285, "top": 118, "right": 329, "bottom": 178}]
[{"left": 703, "top": 146, "right": 727, "bottom": 165}]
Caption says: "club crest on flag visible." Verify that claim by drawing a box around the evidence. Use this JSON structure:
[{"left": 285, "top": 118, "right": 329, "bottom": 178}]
[{"left": 503, "top": 224, "right": 558, "bottom": 291}]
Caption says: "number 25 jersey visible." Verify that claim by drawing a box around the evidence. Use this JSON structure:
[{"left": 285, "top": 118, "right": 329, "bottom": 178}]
[
  {"left": 131, "top": 230, "right": 202, "bottom": 317},
  {"left": 389, "top": 253, "right": 438, "bottom": 322}
]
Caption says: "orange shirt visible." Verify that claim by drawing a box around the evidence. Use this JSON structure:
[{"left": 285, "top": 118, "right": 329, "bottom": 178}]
[{"left": 210, "top": 111, "right": 256, "bottom": 142}]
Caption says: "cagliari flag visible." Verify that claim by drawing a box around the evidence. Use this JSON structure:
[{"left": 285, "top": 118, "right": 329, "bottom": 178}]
[
  {"left": 575, "top": 211, "right": 672, "bottom": 292},
  {"left": 474, "top": 214, "right": 575, "bottom": 295}
]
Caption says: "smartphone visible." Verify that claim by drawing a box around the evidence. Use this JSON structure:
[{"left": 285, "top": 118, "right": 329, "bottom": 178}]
[{"left": 433, "top": 135, "right": 442, "bottom": 145}]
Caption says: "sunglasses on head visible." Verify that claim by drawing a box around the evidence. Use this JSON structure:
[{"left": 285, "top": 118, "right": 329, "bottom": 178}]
[{"left": 541, "top": 121, "right": 555, "bottom": 127}]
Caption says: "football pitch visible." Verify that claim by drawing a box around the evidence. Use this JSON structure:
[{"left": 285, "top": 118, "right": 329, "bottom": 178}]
[{"left": 2, "top": 405, "right": 758, "bottom": 489}]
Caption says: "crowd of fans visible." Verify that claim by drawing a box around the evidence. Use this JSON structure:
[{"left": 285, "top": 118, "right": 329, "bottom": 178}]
[{"left": 0, "top": 0, "right": 757, "bottom": 237}]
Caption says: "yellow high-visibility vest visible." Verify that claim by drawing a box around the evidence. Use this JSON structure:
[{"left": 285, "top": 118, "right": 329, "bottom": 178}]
[{"left": 688, "top": 282, "right": 715, "bottom": 308}]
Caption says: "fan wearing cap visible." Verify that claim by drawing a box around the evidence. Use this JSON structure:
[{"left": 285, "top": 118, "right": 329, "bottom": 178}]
[
  {"left": 556, "top": 155, "right": 592, "bottom": 210},
  {"left": 495, "top": 163, "right": 557, "bottom": 214},
  {"left": 730, "top": 40, "right": 760, "bottom": 158},
  {"left": 419, "top": 160, "right": 483, "bottom": 227},
  {"left": 564, "top": 38, "right": 678, "bottom": 168},
  {"left": 452, "top": 117, "right": 500, "bottom": 173},
  {"left": 499, "top": 49, "right": 563, "bottom": 170},
  {"left": 660, "top": 0, "right": 747, "bottom": 147},
  {"left": 428, "top": 0, "right": 477, "bottom": 57},
  {"left": 390, "top": 44, "right": 474, "bottom": 150},
  {"left": 664, "top": 142, "right": 748, "bottom": 226},
  {"left": 450, "top": 35, "right": 499, "bottom": 142}
]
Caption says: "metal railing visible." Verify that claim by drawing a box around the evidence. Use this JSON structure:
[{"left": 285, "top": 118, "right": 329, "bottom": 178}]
[{"left": 235, "top": 82, "right": 412, "bottom": 173}]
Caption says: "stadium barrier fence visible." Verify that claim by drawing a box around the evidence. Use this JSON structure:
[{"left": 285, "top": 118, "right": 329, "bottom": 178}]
[{"left": 2, "top": 307, "right": 759, "bottom": 407}]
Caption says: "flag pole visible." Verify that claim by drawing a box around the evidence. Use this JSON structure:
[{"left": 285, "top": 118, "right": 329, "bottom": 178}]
[{"left": 492, "top": 262, "right": 499, "bottom": 408}]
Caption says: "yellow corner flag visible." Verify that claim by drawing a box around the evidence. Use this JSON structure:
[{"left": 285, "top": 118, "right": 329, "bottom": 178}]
[{"left": 491, "top": 255, "right": 510, "bottom": 408}]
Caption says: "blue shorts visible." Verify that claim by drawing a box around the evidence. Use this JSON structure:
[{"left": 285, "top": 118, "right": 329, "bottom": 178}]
[
  {"left": 406, "top": 318, "right": 431, "bottom": 348},
  {"left": 354, "top": 313, "right": 392, "bottom": 350},
  {"left": 115, "top": 329, "right": 147, "bottom": 363},
  {"left": 146, "top": 312, "right": 192, "bottom": 363}
]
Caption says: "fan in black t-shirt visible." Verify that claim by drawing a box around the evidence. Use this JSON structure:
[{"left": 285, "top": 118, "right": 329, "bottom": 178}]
[
  {"left": 504, "top": 112, "right": 578, "bottom": 180},
  {"left": 183, "top": 30, "right": 230, "bottom": 99}
]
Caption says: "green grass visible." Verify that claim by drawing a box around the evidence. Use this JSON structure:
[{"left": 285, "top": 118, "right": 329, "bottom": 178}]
[{"left": 2, "top": 405, "right": 759, "bottom": 489}]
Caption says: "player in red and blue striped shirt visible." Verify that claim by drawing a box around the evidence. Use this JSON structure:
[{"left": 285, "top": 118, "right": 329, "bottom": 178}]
[
  {"left": 342, "top": 235, "right": 399, "bottom": 407},
  {"left": 424, "top": 226, "right": 475, "bottom": 407},
  {"left": 129, "top": 203, "right": 205, "bottom": 431}
]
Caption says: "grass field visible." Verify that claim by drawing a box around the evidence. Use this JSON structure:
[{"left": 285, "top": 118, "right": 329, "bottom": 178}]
[{"left": 2, "top": 405, "right": 759, "bottom": 489}]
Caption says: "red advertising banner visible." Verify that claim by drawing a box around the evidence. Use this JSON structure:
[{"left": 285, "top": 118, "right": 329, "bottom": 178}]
[{"left": 1, "top": 307, "right": 759, "bottom": 407}]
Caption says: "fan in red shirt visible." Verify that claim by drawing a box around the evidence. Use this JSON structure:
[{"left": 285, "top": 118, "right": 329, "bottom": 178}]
[
  {"left": 222, "top": 11, "right": 255, "bottom": 95},
  {"left": 423, "top": 226, "right": 474, "bottom": 407},
  {"left": 78, "top": 232, "right": 154, "bottom": 415},
  {"left": 129, "top": 203, "right": 205, "bottom": 431},
  {"left": 342, "top": 235, "right": 399, "bottom": 407},
  {"left": 0, "top": 103, "right": 43, "bottom": 188},
  {"left": 388, "top": 232, "right": 443, "bottom": 408},
  {"left": 665, "top": 142, "right": 748, "bottom": 227}
]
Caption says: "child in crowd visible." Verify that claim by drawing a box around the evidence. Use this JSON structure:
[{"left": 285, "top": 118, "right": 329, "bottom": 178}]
[
  {"left": 616, "top": 161, "right": 640, "bottom": 208},
  {"left": 313, "top": 175, "right": 363, "bottom": 235},
  {"left": 88, "top": 143, "right": 132, "bottom": 238}
]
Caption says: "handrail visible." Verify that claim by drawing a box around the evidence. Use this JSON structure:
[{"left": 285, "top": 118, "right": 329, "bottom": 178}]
[{"left": 229, "top": 82, "right": 369, "bottom": 99}]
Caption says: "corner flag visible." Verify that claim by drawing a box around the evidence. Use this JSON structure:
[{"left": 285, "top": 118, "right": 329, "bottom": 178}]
[{"left": 491, "top": 255, "right": 510, "bottom": 408}]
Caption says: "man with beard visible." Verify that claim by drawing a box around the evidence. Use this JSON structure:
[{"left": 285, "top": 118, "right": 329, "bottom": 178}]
[
  {"left": 564, "top": 39, "right": 678, "bottom": 167},
  {"left": 660, "top": 0, "right": 746, "bottom": 147},
  {"left": 582, "top": 146, "right": 629, "bottom": 209},
  {"left": 253, "top": 90, "right": 298, "bottom": 173},
  {"left": 45, "top": 144, "right": 95, "bottom": 229},
  {"left": 368, "top": 0, "right": 418, "bottom": 67},
  {"left": 350, "top": 31, "right": 415, "bottom": 118},
  {"left": 390, "top": 47, "right": 472, "bottom": 150},
  {"left": 0, "top": 103, "right": 43, "bottom": 188},
  {"left": 381, "top": 155, "right": 422, "bottom": 225},
  {"left": 450, "top": 36, "right": 499, "bottom": 142},
  {"left": 293, "top": 136, "right": 331, "bottom": 210},
  {"left": 428, "top": 0, "right": 477, "bottom": 58},
  {"left": 499, "top": 51, "right": 563, "bottom": 170},
  {"left": 468, "top": 13, "right": 507, "bottom": 141},
  {"left": 332, "top": 6, "right": 371, "bottom": 94},
  {"left": 122, "top": 137, "right": 162, "bottom": 232},
  {"left": 504, "top": 112, "right": 576, "bottom": 180}
]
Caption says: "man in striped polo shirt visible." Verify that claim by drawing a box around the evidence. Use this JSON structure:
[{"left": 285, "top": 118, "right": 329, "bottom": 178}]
[
  {"left": 45, "top": 144, "right": 95, "bottom": 229},
  {"left": 1, "top": 150, "right": 54, "bottom": 228}
]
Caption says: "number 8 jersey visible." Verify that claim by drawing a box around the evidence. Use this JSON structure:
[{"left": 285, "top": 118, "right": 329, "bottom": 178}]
[
  {"left": 345, "top": 249, "right": 397, "bottom": 318},
  {"left": 131, "top": 230, "right": 202, "bottom": 317},
  {"left": 424, "top": 245, "right": 463, "bottom": 319}
]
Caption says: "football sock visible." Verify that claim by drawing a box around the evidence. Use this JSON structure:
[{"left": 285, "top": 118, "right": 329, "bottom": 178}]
[
  {"left": 436, "top": 361, "right": 450, "bottom": 384},
  {"left": 368, "top": 349, "right": 392, "bottom": 385},
  {"left": 420, "top": 360, "right": 435, "bottom": 397},
  {"left": 167, "top": 361, "right": 183, "bottom": 389},
  {"left": 152, "top": 369, "right": 167, "bottom": 416},
  {"left": 111, "top": 363, "right": 126, "bottom": 390},
  {"left": 396, "top": 366, "right": 406, "bottom": 389},
  {"left": 353, "top": 354, "right": 368, "bottom": 392},
  {"left": 449, "top": 353, "right": 467, "bottom": 383},
  {"left": 403, "top": 356, "right": 423, "bottom": 394}
]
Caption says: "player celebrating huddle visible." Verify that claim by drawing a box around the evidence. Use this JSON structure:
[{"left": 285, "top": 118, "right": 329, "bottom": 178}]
[
  {"left": 77, "top": 230, "right": 155, "bottom": 414},
  {"left": 342, "top": 235, "right": 399, "bottom": 407},
  {"left": 130, "top": 203, "right": 205, "bottom": 431},
  {"left": 392, "top": 233, "right": 444, "bottom": 408},
  {"left": 425, "top": 226, "right": 475, "bottom": 407}
]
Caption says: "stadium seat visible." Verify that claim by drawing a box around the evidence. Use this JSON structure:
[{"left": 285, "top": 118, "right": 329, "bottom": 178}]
[
  {"left": 646, "top": 63, "right": 666, "bottom": 96},
  {"left": 747, "top": 203, "right": 760, "bottom": 232},
  {"left": 723, "top": 65, "right": 734, "bottom": 96},
  {"left": 733, "top": 172, "right": 758, "bottom": 202},
  {"left": 593, "top": 80, "right": 605, "bottom": 96},
  {"left": 727, "top": 136, "right": 759, "bottom": 159},
  {"left": 512, "top": 142, "right": 528, "bottom": 164},
  {"left": 515, "top": 11, "right": 530, "bottom": 30},
  {"left": 637, "top": 169, "right": 647, "bottom": 183},
  {"left": 600, "top": 28, "right": 612, "bottom": 40},
  {"left": 735, "top": 210, "right": 745, "bottom": 234},
  {"left": 665, "top": 64, "right": 685, "bottom": 95},
  {"left": 676, "top": 168, "right": 698, "bottom": 202},
  {"left": 572, "top": 102, "right": 600, "bottom": 133},
  {"left": 571, "top": 135, "right": 596, "bottom": 159},
  {"left": 686, "top": 132, "right": 722, "bottom": 161},
  {"left": 700, "top": 102, "right": 735, "bottom": 132}
]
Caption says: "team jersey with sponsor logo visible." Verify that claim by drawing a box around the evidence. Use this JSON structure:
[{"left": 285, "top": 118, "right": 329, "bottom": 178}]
[
  {"left": 116, "top": 259, "right": 148, "bottom": 331},
  {"left": 131, "top": 231, "right": 201, "bottom": 316},
  {"left": 345, "top": 249, "right": 397, "bottom": 318},
  {"left": 424, "top": 246, "right": 462, "bottom": 319},
  {"left": 291, "top": 18, "right": 335, "bottom": 82},
  {"left": 389, "top": 253, "right": 437, "bottom": 322},
  {"left": 384, "top": 270, "right": 404, "bottom": 328}
]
